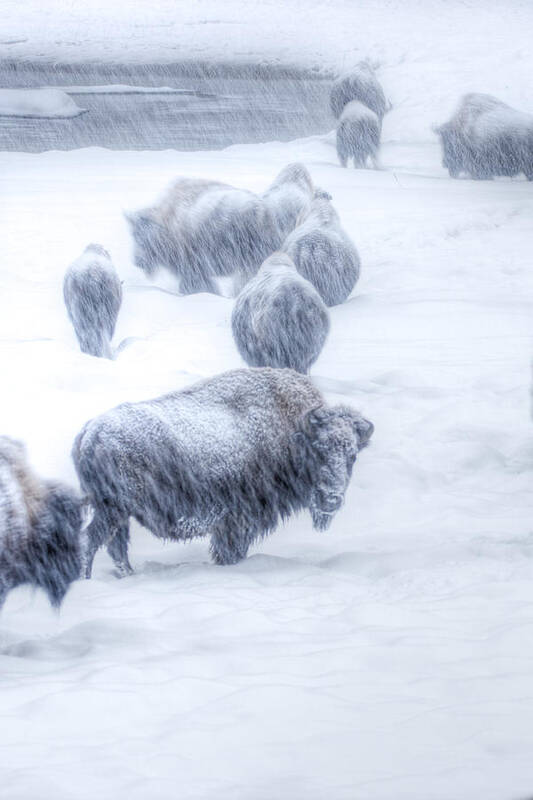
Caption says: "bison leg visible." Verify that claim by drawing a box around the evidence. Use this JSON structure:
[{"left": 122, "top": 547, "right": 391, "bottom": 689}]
[
  {"left": 179, "top": 269, "right": 218, "bottom": 296},
  {"left": 106, "top": 523, "right": 134, "bottom": 578},
  {"left": 209, "top": 518, "right": 253, "bottom": 566},
  {"left": 82, "top": 503, "right": 130, "bottom": 579}
]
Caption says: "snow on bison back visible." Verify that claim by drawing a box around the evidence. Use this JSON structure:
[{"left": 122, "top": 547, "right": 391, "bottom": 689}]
[{"left": 72, "top": 368, "right": 374, "bottom": 578}]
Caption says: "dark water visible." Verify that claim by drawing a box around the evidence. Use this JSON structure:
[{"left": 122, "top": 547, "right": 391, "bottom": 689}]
[{"left": 0, "top": 62, "right": 333, "bottom": 152}]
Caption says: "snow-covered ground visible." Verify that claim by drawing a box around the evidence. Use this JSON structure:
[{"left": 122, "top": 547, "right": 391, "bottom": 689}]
[
  {"left": 0, "top": 88, "right": 85, "bottom": 118},
  {"left": 1, "top": 130, "right": 533, "bottom": 799}
]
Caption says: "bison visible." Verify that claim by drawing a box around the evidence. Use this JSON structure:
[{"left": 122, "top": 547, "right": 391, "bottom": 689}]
[
  {"left": 126, "top": 176, "right": 280, "bottom": 296},
  {"left": 336, "top": 100, "right": 381, "bottom": 169},
  {"left": 435, "top": 93, "right": 533, "bottom": 180},
  {"left": 330, "top": 62, "right": 388, "bottom": 123},
  {"left": 262, "top": 163, "right": 318, "bottom": 245},
  {"left": 0, "top": 436, "right": 84, "bottom": 608},
  {"left": 63, "top": 244, "right": 122, "bottom": 359},
  {"left": 231, "top": 252, "right": 330, "bottom": 374},
  {"left": 72, "top": 368, "right": 374, "bottom": 578},
  {"left": 283, "top": 197, "right": 360, "bottom": 307}
]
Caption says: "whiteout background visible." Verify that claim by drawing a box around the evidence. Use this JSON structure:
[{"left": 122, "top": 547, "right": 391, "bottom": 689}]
[{"left": 1, "top": 2, "right": 533, "bottom": 799}]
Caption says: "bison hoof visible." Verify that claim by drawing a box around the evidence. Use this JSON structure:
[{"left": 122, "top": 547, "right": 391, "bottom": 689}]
[
  {"left": 81, "top": 561, "right": 93, "bottom": 580},
  {"left": 113, "top": 562, "right": 134, "bottom": 579}
]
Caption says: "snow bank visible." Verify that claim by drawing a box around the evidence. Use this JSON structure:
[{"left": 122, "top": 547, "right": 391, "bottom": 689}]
[
  {"left": 0, "top": 88, "right": 85, "bottom": 118},
  {"left": 0, "top": 133, "right": 532, "bottom": 799}
]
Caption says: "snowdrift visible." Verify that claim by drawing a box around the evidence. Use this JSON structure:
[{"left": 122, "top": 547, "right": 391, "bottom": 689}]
[{"left": 0, "top": 88, "right": 85, "bottom": 118}]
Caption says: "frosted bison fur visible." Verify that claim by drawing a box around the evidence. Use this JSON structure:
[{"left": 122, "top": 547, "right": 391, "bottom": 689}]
[
  {"left": 436, "top": 93, "right": 533, "bottom": 180},
  {"left": 231, "top": 252, "right": 330, "bottom": 374},
  {"left": 126, "top": 176, "right": 280, "bottom": 295},
  {"left": 262, "top": 163, "right": 318, "bottom": 245},
  {"left": 72, "top": 368, "right": 374, "bottom": 578},
  {"left": 284, "top": 198, "right": 360, "bottom": 307},
  {"left": 63, "top": 244, "right": 122, "bottom": 359},
  {"left": 0, "top": 436, "right": 84, "bottom": 608},
  {"left": 336, "top": 101, "right": 381, "bottom": 169},
  {"left": 330, "top": 63, "right": 388, "bottom": 122}
]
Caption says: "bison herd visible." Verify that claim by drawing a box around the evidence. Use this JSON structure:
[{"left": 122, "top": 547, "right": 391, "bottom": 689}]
[
  {"left": 332, "top": 62, "right": 533, "bottom": 180},
  {"left": 1, "top": 63, "right": 532, "bottom": 610},
  {"left": 1, "top": 160, "right": 373, "bottom": 606}
]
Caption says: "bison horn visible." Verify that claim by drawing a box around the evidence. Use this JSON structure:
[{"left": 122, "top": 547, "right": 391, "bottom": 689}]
[
  {"left": 354, "top": 417, "right": 374, "bottom": 446},
  {"left": 306, "top": 407, "right": 330, "bottom": 428}
]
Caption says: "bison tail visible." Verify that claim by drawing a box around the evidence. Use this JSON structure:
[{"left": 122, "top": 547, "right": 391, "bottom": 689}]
[{"left": 80, "top": 496, "right": 95, "bottom": 530}]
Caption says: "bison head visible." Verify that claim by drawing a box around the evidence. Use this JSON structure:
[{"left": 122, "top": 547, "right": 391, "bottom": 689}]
[
  {"left": 33, "top": 484, "right": 85, "bottom": 606},
  {"left": 84, "top": 243, "right": 111, "bottom": 260},
  {"left": 269, "top": 163, "right": 314, "bottom": 195},
  {"left": 313, "top": 187, "right": 333, "bottom": 201},
  {"left": 294, "top": 405, "right": 374, "bottom": 531},
  {"left": 125, "top": 210, "right": 173, "bottom": 277}
]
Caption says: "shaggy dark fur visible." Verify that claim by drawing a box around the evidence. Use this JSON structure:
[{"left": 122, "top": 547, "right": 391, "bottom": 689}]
[
  {"left": 283, "top": 198, "right": 360, "bottom": 307},
  {"left": 435, "top": 93, "right": 533, "bottom": 180},
  {"left": 63, "top": 244, "right": 122, "bottom": 359},
  {"left": 336, "top": 101, "right": 381, "bottom": 168},
  {"left": 0, "top": 436, "right": 84, "bottom": 608},
  {"left": 126, "top": 176, "right": 279, "bottom": 296},
  {"left": 72, "top": 368, "right": 373, "bottom": 578},
  {"left": 330, "top": 63, "right": 388, "bottom": 122},
  {"left": 231, "top": 252, "right": 330, "bottom": 374}
]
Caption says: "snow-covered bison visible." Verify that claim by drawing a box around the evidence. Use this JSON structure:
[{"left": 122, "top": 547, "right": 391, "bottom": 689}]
[
  {"left": 0, "top": 436, "right": 84, "bottom": 608},
  {"left": 72, "top": 368, "right": 374, "bottom": 578},
  {"left": 330, "top": 63, "right": 388, "bottom": 122},
  {"left": 262, "top": 163, "right": 318, "bottom": 245},
  {"left": 63, "top": 244, "right": 122, "bottom": 359},
  {"left": 231, "top": 252, "right": 330, "bottom": 373},
  {"left": 435, "top": 93, "right": 533, "bottom": 180},
  {"left": 336, "top": 101, "right": 381, "bottom": 169},
  {"left": 126, "top": 172, "right": 286, "bottom": 296},
  {"left": 283, "top": 197, "right": 360, "bottom": 307}
]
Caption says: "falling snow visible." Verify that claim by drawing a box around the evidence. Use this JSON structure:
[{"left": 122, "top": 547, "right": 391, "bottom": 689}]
[{"left": 1, "top": 2, "right": 533, "bottom": 800}]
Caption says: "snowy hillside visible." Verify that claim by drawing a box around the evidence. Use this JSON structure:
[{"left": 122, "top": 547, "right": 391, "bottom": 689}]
[{"left": 2, "top": 1, "right": 533, "bottom": 799}]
